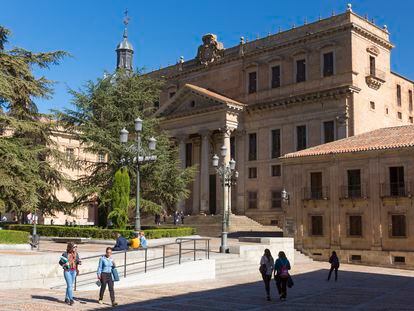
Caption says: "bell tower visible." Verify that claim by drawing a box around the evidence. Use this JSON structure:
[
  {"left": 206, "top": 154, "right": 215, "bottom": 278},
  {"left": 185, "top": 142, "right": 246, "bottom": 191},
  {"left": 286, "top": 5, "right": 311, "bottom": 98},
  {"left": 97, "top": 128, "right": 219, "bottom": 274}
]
[{"left": 116, "top": 10, "right": 134, "bottom": 71}]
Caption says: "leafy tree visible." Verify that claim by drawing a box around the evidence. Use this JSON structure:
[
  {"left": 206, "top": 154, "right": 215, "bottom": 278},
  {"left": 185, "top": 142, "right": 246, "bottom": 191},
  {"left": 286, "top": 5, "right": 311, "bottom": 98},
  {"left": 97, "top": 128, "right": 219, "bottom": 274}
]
[
  {"left": 57, "top": 71, "right": 195, "bottom": 226},
  {"left": 0, "top": 25, "right": 69, "bottom": 221},
  {"left": 108, "top": 168, "right": 130, "bottom": 229}
]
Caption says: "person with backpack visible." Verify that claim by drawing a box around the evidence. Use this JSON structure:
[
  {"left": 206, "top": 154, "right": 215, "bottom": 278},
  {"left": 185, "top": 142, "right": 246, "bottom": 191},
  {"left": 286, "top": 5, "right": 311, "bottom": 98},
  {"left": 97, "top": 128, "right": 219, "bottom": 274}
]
[
  {"left": 274, "top": 251, "right": 291, "bottom": 301},
  {"left": 259, "top": 249, "right": 274, "bottom": 301},
  {"left": 59, "top": 242, "right": 81, "bottom": 305},
  {"left": 97, "top": 247, "right": 118, "bottom": 306},
  {"left": 327, "top": 251, "right": 340, "bottom": 281}
]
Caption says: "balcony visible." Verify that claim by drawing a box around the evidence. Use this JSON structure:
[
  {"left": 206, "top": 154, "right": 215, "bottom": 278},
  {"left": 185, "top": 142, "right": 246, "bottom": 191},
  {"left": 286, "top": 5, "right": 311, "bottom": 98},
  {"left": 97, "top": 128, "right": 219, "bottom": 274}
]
[
  {"left": 302, "top": 187, "right": 329, "bottom": 201},
  {"left": 365, "top": 67, "right": 386, "bottom": 90},
  {"left": 380, "top": 182, "right": 412, "bottom": 198},
  {"left": 340, "top": 184, "right": 369, "bottom": 199}
]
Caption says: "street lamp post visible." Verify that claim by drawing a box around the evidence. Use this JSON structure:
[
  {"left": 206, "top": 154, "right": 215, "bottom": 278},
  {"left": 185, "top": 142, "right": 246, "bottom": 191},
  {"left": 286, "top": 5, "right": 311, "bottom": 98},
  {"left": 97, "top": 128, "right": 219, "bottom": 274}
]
[
  {"left": 120, "top": 117, "right": 157, "bottom": 231},
  {"left": 212, "top": 145, "right": 238, "bottom": 253}
]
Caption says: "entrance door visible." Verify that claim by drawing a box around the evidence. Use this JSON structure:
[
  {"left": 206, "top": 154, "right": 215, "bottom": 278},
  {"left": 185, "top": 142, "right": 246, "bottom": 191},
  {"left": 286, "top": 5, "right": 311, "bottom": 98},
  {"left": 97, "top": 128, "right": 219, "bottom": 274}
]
[{"left": 209, "top": 174, "right": 217, "bottom": 214}]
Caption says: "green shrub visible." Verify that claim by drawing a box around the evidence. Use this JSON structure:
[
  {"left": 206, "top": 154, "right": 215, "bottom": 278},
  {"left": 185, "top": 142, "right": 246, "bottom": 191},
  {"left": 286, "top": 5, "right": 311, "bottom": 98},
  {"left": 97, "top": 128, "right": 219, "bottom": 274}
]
[
  {"left": 3, "top": 225, "right": 196, "bottom": 240},
  {"left": 0, "top": 230, "right": 29, "bottom": 244}
]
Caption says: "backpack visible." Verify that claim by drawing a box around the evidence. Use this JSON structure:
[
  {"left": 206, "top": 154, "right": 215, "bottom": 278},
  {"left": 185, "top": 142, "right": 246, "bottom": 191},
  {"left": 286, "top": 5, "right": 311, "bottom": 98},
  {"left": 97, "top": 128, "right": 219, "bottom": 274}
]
[{"left": 280, "top": 264, "right": 289, "bottom": 278}]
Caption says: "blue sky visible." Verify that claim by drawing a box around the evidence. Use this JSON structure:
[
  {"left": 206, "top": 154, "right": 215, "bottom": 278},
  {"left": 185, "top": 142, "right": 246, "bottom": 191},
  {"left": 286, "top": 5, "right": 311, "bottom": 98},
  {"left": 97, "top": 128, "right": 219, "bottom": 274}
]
[{"left": 2, "top": 0, "right": 414, "bottom": 113}]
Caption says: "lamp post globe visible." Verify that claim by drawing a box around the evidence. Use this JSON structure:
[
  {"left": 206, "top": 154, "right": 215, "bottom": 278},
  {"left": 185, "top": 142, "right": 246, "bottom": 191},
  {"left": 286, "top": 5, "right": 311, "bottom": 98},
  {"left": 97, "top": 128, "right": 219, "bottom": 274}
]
[
  {"left": 212, "top": 154, "right": 219, "bottom": 167},
  {"left": 120, "top": 128, "right": 129, "bottom": 143},
  {"left": 148, "top": 137, "right": 157, "bottom": 151},
  {"left": 220, "top": 145, "right": 227, "bottom": 157},
  {"left": 134, "top": 117, "right": 143, "bottom": 132},
  {"left": 229, "top": 158, "right": 236, "bottom": 170}
]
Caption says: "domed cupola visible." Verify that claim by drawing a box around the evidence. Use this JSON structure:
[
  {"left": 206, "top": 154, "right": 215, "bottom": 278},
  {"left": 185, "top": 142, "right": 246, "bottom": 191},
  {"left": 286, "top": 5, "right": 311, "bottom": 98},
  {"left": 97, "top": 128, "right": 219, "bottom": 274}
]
[{"left": 116, "top": 10, "right": 134, "bottom": 71}]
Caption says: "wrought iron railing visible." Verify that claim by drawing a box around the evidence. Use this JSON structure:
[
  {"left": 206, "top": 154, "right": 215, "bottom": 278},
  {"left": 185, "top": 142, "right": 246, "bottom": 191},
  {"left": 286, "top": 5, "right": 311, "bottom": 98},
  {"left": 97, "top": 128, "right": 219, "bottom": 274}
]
[
  {"left": 340, "top": 184, "right": 369, "bottom": 199},
  {"left": 73, "top": 237, "right": 210, "bottom": 291},
  {"left": 302, "top": 186, "right": 329, "bottom": 200}
]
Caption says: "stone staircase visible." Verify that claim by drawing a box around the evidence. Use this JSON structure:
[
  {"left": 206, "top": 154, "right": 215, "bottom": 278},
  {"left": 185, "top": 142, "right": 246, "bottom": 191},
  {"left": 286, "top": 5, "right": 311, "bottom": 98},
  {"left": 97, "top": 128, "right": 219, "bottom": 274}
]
[{"left": 143, "top": 214, "right": 283, "bottom": 237}]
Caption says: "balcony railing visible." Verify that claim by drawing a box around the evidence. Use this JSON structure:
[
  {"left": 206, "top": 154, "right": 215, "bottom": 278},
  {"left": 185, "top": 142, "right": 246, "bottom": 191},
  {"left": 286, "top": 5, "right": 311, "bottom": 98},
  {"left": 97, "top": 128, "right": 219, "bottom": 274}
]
[
  {"left": 302, "top": 186, "right": 329, "bottom": 200},
  {"left": 380, "top": 182, "right": 412, "bottom": 198},
  {"left": 365, "top": 67, "right": 386, "bottom": 81},
  {"left": 365, "top": 67, "right": 386, "bottom": 90},
  {"left": 340, "top": 184, "right": 369, "bottom": 199}
]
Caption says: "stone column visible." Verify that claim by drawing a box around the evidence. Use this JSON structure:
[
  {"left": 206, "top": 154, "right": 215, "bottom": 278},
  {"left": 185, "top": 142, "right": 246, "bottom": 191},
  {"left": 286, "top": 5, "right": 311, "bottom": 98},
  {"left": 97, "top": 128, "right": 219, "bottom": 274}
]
[
  {"left": 192, "top": 137, "right": 201, "bottom": 214},
  {"left": 235, "top": 131, "right": 245, "bottom": 215},
  {"left": 200, "top": 130, "right": 210, "bottom": 214},
  {"left": 221, "top": 127, "right": 232, "bottom": 215},
  {"left": 177, "top": 135, "right": 187, "bottom": 212}
]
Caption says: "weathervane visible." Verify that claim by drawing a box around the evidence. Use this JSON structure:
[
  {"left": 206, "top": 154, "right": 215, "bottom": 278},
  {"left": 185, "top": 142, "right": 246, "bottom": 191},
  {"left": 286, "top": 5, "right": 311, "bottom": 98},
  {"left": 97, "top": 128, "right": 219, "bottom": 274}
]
[{"left": 123, "top": 9, "right": 130, "bottom": 26}]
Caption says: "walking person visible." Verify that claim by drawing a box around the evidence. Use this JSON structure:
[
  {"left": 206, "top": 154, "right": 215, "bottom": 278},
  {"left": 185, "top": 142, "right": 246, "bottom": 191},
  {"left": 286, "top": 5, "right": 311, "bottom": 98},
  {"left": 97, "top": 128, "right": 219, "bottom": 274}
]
[
  {"left": 97, "top": 247, "right": 118, "bottom": 306},
  {"left": 180, "top": 211, "right": 185, "bottom": 225},
  {"left": 274, "top": 251, "right": 291, "bottom": 301},
  {"left": 259, "top": 249, "right": 274, "bottom": 301},
  {"left": 59, "top": 242, "right": 81, "bottom": 305},
  {"left": 327, "top": 251, "right": 340, "bottom": 281}
]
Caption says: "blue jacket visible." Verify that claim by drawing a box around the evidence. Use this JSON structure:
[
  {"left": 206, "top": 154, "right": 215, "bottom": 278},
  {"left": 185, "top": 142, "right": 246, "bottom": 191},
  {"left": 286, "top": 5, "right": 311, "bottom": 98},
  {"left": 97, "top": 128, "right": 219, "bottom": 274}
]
[
  {"left": 274, "top": 258, "right": 291, "bottom": 275},
  {"left": 113, "top": 236, "right": 128, "bottom": 251},
  {"left": 97, "top": 256, "right": 114, "bottom": 275},
  {"left": 140, "top": 236, "right": 148, "bottom": 248}
]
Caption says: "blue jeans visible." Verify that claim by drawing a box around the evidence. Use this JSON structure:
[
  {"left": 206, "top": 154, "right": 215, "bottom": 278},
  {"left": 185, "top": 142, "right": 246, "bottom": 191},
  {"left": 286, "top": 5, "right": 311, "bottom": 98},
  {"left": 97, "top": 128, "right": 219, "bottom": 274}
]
[{"left": 64, "top": 269, "right": 76, "bottom": 301}]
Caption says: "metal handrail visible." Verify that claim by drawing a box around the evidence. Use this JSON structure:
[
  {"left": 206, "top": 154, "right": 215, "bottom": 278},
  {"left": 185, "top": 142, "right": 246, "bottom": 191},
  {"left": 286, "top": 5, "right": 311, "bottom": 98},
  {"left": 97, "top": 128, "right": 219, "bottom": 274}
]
[{"left": 74, "top": 237, "right": 211, "bottom": 291}]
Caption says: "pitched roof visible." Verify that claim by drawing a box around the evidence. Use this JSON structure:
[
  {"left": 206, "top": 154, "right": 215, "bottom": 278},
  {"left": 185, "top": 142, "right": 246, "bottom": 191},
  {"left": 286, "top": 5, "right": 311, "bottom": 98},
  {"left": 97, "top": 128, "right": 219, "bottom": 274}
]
[
  {"left": 155, "top": 83, "right": 245, "bottom": 117},
  {"left": 282, "top": 125, "right": 414, "bottom": 159},
  {"left": 183, "top": 84, "right": 245, "bottom": 107}
]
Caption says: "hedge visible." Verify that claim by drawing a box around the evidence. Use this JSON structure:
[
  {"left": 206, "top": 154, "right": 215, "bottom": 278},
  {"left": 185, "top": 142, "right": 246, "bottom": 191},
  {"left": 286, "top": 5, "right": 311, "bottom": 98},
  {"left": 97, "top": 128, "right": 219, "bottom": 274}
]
[
  {"left": 0, "top": 230, "right": 29, "bottom": 244},
  {"left": 3, "top": 225, "right": 196, "bottom": 240}
]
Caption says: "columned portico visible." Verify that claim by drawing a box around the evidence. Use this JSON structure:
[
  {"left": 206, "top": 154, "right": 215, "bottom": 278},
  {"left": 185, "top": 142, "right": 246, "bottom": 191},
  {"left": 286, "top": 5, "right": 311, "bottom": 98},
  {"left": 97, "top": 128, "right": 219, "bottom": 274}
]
[{"left": 155, "top": 83, "right": 245, "bottom": 216}]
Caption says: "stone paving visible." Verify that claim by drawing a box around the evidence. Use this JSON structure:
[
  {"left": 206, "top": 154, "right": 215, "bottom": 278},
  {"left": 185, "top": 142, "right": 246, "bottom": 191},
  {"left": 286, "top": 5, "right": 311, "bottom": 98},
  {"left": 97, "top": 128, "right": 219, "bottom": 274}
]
[{"left": 2, "top": 260, "right": 414, "bottom": 310}]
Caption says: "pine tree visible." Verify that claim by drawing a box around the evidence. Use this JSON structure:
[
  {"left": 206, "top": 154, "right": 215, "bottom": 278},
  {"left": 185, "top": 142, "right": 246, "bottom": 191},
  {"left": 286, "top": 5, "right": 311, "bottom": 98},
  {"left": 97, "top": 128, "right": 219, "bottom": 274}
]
[
  {"left": 57, "top": 71, "right": 195, "bottom": 226},
  {"left": 108, "top": 168, "right": 130, "bottom": 229},
  {"left": 0, "top": 25, "right": 70, "bottom": 220}
]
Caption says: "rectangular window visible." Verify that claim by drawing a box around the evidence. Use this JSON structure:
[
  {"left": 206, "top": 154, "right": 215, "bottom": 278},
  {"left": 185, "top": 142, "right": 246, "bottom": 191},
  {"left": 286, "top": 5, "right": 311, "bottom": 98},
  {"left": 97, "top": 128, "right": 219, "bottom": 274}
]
[
  {"left": 369, "top": 56, "right": 376, "bottom": 76},
  {"left": 389, "top": 166, "right": 405, "bottom": 196},
  {"left": 271, "top": 65, "right": 281, "bottom": 88},
  {"left": 351, "top": 255, "right": 362, "bottom": 261},
  {"left": 248, "top": 133, "right": 257, "bottom": 161},
  {"left": 311, "top": 216, "right": 323, "bottom": 236},
  {"left": 97, "top": 153, "right": 105, "bottom": 163},
  {"left": 409, "top": 90, "right": 413, "bottom": 111},
  {"left": 397, "top": 84, "right": 402, "bottom": 106},
  {"left": 271, "top": 165, "right": 281, "bottom": 177},
  {"left": 247, "top": 191, "right": 258, "bottom": 209},
  {"left": 310, "top": 172, "right": 323, "bottom": 199},
  {"left": 323, "top": 52, "right": 334, "bottom": 77},
  {"left": 409, "top": 117, "right": 413, "bottom": 124},
  {"left": 248, "top": 167, "right": 257, "bottom": 179},
  {"left": 394, "top": 256, "right": 406, "bottom": 264},
  {"left": 65, "top": 148, "right": 74, "bottom": 160},
  {"left": 323, "top": 121, "right": 335, "bottom": 143},
  {"left": 391, "top": 215, "right": 406, "bottom": 237},
  {"left": 398, "top": 112, "right": 402, "bottom": 119},
  {"left": 271, "top": 191, "right": 282, "bottom": 209},
  {"left": 347, "top": 169, "right": 361, "bottom": 198},
  {"left": 248, "top": 71, "right": 257, "bottom": 94},
  {"left": 230, "top": 136, "right": 235, "bottom": 160},
  {"left": 296, "top": 59, "right": 306, "bottom": 83},
  {"left": 349, "top": 215, "right": 362, "bottom": 236},
  {"left": 296, "top": 125, "right": 307, "bottom": 151},
  {"left": 185, "top": 143, "right": 192, "bottom": 167},
  {"left": 271, "top": 129, "right": 281, "bottom": 158},
  {"left": 370, "top": 101, "right": 375, "bottom": 110}
]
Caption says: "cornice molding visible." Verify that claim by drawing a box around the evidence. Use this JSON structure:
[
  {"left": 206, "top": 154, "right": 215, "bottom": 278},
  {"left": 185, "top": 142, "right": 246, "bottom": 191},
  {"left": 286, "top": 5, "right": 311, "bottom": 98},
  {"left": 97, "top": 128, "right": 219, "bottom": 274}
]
[{"left": 247, "top": 85, "right": 361, "bottom": 112}]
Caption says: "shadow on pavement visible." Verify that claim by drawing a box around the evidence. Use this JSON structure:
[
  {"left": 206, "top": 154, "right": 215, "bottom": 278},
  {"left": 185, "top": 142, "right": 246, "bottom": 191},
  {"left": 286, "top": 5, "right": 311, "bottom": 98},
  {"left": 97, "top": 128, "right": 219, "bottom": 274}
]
[{"left": 98, "top": 269, "right": 414, "bottom": 311}]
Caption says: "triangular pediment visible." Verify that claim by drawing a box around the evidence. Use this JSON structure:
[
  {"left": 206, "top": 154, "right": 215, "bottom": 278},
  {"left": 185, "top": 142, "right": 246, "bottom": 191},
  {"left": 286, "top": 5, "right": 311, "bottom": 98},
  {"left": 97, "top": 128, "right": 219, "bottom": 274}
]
[{"left": 155, "top": 84, "right": 245, "bottom": 118}]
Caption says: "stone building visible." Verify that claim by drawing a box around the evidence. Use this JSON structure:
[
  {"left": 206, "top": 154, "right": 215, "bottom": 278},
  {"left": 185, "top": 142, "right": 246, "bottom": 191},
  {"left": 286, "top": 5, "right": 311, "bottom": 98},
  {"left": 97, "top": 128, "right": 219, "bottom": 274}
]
[
  {"left": 149, "top": 5, "right": 414, "bottom": 227},
  {"left": 281, "top": 125, "right": 414, "bottom": 267}
]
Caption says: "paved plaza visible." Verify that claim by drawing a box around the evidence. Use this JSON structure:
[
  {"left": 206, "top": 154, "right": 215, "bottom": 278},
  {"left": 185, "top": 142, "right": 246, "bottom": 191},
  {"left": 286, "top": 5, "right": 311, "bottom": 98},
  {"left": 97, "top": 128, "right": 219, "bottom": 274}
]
[{"left": 2, "top": 259, "right": 414, "bottom": 310}]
